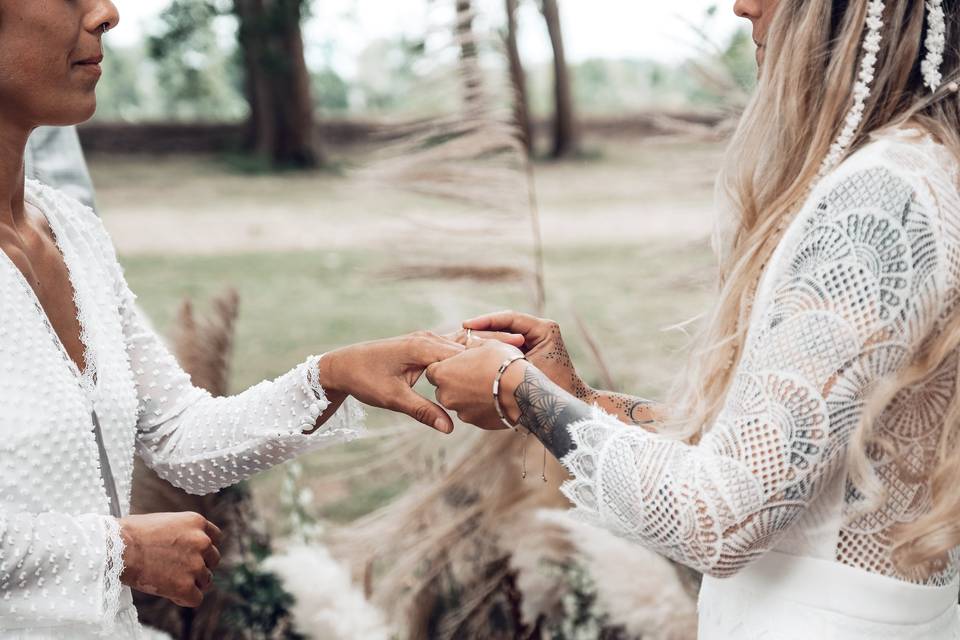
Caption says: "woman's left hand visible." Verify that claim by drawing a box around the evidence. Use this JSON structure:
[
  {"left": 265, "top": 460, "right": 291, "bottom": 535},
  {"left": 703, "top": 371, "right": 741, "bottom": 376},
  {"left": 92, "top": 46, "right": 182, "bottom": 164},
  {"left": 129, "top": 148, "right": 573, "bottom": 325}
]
[{"left": 426, "top": 338, "right": 529, "bottom": 430}]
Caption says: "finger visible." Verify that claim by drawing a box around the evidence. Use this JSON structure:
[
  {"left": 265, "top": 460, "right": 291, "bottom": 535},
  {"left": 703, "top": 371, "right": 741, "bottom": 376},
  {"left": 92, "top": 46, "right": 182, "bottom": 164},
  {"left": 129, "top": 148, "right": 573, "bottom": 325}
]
[
  {"left": 202, "top": 543, "right": 222, "bottom": 570},
  {"left": 395, "top": 387, "right": 454, "bottom": 433},
  {"left": 425, "top": 362, "right": 441, "bottom": 386},
  {"left": 463, "top": 311, "right": 544, "bottom": 337},
  {"left": 203, "top": 520, "right": 223, "bottom": 546},
  {"left": 196, "top": 568, "right": 214, "bottom": 592},
  {"left": 182, "top": 587, "right": 204, "bottom": 608},
  {"left": 412, "top": 337, "right": 465, "bottom": 367},
  {"left": 472, "top": 330, "right": 526, "bottom": 348}
]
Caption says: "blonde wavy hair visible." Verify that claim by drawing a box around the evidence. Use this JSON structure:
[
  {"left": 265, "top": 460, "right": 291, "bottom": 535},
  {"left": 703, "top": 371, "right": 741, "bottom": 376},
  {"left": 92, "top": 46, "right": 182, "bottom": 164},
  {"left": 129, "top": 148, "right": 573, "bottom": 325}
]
[{"left": 667, "top": 0, "right": 960, "bottom": 579}]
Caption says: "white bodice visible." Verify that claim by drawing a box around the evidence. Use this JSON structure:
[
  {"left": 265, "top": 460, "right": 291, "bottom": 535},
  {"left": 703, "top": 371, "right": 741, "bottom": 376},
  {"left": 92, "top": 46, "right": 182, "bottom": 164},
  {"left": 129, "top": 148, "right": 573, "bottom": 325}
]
[
  {"left": 0, "top": 181, "right": 362, "bottom": 638},
  {"left": 561, "top": 129, "right": 960, "bottom": 632}
]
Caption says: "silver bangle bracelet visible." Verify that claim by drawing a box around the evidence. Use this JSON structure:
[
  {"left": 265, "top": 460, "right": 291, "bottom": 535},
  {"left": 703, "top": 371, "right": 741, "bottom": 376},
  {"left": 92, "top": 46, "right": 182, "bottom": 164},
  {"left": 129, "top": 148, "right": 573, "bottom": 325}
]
[{"left": 493, "top": 354, "right": 527, "bottom": 430}]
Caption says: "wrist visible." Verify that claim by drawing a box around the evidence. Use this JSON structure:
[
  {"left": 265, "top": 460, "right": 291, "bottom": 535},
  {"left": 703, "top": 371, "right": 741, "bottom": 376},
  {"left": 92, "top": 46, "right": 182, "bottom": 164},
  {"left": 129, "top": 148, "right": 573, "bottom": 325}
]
[
  {"left": 499, "top": 359, "right": 531, "bottom": 425},
  {"left": 317, "top": 350, "right": 348, "bottom": 396},
  {"left": 118, "top": 517, "right": 140, "bottom": 586}
]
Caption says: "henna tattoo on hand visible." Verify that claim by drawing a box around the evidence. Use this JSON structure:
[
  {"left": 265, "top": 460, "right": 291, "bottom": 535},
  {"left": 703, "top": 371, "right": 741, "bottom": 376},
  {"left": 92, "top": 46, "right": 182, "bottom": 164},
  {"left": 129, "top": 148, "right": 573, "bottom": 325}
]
[
  {"left": 606, "top": 393, "right": 658, "bottom": 426},
  {"left": 514, "top": 366, "right": 592, "bottom": 460},
  {"left": 539, "top": 325, "right": 598, "bottom": 403}
]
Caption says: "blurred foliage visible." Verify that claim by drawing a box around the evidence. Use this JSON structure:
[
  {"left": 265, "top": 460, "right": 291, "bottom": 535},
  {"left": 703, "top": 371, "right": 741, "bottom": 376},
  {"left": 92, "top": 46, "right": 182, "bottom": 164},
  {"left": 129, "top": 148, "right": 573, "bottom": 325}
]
[
  {"left": 146, "top": 0, "right": 247, "bottom": 121},
  {"left": 93, "top": 1, "right": 756, "bottom": 122},
  {"left": 217, "top": 542, "right": 305, "bottom": 639}
]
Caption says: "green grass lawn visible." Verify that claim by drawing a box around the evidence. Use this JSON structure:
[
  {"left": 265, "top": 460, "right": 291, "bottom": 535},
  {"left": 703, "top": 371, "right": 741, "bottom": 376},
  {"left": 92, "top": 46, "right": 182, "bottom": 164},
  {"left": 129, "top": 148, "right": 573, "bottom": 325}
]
[{"left": 120, "top": 239, "right": 716, "bottom": 530}]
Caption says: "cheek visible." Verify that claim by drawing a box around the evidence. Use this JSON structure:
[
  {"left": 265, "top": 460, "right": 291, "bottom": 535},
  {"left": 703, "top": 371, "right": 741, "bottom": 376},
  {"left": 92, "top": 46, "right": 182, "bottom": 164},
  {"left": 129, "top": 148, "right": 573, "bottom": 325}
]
[{"left": 0, "top": 28, "right": 95, "bottom": 126}]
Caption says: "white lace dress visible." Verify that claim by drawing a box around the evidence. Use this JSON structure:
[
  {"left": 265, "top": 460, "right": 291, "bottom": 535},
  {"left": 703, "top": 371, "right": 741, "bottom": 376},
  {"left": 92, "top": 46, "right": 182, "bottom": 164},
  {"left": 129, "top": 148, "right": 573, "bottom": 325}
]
[
  {"left": 560, "top": 129, "right": 960, "bottom": 639},
  {"left": 0, "top": 181, "right": 363, "bottom": 638}
]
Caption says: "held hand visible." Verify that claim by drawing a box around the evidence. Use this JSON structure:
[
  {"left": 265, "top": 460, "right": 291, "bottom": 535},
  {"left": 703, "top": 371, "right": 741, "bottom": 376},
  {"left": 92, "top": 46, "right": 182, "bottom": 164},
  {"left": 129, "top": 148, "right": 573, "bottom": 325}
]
[
  {"left": 463, "top": 311, "right": 593, "bottom": 400},
  {"left": 444, "top": 328, "right": 526, "bottom": 349},
  {"left": 426, "top": 338, "right": 528, "bottom": 431},
  {"left": 119, "top": 512, "right": 222, "bottom": 608},
  {"left": 320, "top": 332, "right": 465, "bottom": 433}
]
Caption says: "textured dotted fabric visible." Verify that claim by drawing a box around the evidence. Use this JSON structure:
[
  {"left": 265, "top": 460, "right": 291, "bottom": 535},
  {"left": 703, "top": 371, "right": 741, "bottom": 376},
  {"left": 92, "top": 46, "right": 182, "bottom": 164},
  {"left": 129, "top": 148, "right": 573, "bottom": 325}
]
[
  {"left": 561, "top": 129, "right": 960, "bottom": 591},
  {"left": 0, "top": 181, "right": 362, "bottom": 637}
]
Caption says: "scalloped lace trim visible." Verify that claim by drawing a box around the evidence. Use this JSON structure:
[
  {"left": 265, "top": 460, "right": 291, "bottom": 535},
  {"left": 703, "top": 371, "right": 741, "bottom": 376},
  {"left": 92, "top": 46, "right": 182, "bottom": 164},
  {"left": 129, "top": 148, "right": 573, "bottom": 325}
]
[
  {"left": 101, "top": 517, "right": 125, "bottom": 630},
  {"left": 302, "top": 355, "right": 366, "bottom": 440},
  {"left": 24, "top": 181, "right": 100, "bottom": 395},
  {"left": 558, "top": 406, "right": 623, "bottom": 526}
]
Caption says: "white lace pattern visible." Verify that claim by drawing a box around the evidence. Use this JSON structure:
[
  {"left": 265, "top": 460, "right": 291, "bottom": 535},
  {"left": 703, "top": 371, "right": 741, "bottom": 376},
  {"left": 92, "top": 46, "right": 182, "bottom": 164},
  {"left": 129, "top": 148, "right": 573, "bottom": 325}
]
[{"left": 560, "top": 129, "right": 960, "bottom": 596}]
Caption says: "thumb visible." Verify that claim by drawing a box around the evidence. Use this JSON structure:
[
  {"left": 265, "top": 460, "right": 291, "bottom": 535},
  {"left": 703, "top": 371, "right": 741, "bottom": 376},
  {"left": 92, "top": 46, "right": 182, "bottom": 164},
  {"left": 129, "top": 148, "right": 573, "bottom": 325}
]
[{"left": 395, "top": 386, "right": 455, "bottom": 434}]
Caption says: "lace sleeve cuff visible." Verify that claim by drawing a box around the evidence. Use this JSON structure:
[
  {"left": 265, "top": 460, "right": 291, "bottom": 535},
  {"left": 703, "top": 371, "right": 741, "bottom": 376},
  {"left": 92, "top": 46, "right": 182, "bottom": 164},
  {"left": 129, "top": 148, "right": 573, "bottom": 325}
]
[
  {"left": 101, "top": 516, "right": 126, "bottom": 630},
  {"left": 558, "top": 405, "right": 632, "bottom": 532},
  {"left": 293, "top": 354, "right": 365, "bottom": 449}
]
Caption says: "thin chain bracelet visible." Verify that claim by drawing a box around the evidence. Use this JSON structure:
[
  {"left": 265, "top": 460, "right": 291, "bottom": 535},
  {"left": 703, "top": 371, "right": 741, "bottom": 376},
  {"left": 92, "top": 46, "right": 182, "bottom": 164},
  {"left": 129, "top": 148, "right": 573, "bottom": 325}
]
[
  {"left": 493, "top": 354, "right": 527, "bottom": 430},
  {"left": 492, "top": 354, "right": 548, "bottom": 482}
]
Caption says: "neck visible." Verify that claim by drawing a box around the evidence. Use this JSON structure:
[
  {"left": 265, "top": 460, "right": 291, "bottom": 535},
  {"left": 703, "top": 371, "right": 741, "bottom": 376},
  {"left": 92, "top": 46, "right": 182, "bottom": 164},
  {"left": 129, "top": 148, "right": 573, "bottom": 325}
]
[{"left": 0, "top": 120, "right": 32, "bottom": 230}]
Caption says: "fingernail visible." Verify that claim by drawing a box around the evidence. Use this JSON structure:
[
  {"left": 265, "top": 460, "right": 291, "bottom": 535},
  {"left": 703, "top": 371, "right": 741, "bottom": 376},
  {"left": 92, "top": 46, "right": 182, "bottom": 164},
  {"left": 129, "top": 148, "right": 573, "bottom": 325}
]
[{"left": 435, "top": 418, "right": 449, "bottom": 433}]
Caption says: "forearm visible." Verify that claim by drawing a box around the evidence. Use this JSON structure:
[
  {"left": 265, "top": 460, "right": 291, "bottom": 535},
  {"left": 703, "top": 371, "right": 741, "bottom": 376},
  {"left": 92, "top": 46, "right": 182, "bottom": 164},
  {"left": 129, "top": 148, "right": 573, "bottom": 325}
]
[{"left": 507, "top": 363, "right": 595, "bottom": 460}]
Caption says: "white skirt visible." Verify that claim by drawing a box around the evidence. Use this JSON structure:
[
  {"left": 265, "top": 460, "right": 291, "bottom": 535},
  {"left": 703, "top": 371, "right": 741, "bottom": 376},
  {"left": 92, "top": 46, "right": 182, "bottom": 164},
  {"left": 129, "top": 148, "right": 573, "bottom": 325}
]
[{"left": 697, "top": 551, "right": 960, "bottom": 639}]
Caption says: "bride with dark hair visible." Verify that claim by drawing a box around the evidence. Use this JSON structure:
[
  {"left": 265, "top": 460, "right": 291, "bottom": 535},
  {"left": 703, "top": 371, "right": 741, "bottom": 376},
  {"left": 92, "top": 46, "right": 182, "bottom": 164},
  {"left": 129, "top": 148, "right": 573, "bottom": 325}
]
[{"left": 0, "top": 2, "right": 527, "bottom": 637}]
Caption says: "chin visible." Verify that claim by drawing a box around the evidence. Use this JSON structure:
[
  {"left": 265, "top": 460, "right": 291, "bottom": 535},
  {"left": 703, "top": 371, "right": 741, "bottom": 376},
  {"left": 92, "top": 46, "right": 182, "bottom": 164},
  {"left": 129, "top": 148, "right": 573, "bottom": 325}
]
[{"left": 43, "top": 96, "right": 97, "bottom": 127}]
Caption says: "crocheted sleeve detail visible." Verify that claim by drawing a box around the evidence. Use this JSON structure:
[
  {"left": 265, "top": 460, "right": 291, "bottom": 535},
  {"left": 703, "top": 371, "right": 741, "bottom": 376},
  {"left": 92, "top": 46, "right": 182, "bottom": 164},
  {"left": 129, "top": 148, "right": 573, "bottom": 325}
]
[
  {"left": 75, "top": 204, "right": 364, "bottom": 496},
  {"left": 560, "top": 159, "right": 949, "bottom": 578}
]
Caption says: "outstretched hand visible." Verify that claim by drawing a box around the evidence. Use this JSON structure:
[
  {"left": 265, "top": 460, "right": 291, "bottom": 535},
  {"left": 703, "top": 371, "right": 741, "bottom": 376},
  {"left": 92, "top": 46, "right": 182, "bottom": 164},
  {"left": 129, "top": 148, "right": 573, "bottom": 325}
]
[{"left": 319, "top": 332, "right": 466, "bottom": 433}]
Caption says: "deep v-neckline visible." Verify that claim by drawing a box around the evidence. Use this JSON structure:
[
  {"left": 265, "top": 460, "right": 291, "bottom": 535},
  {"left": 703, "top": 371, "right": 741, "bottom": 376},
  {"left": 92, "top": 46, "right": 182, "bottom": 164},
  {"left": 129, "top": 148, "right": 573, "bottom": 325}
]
[{"left": 0, "top": 193, "right": 95, "bottom": 392}]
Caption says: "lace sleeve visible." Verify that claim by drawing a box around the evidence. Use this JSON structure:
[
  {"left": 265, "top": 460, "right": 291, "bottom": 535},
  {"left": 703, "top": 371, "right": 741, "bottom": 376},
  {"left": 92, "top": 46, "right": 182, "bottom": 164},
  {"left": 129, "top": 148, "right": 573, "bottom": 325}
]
[
  {"left": 0, "top": 512, "right": 124, "bottom": 630},
  {"left": 78, "top": 207, "right": 364, "bottom": 496},
  {"left": 560, "top": 164, "right": 948, "bottom": 577},
  {"left": 123, "top": 292, "right": 364, "bottom": 495}
]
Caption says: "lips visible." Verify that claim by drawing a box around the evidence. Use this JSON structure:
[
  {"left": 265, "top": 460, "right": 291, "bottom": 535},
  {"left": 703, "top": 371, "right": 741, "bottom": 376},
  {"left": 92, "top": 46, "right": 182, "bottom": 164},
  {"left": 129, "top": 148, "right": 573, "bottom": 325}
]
[{"left": 74, "top": 54, "right": 104, "bottom": 66}]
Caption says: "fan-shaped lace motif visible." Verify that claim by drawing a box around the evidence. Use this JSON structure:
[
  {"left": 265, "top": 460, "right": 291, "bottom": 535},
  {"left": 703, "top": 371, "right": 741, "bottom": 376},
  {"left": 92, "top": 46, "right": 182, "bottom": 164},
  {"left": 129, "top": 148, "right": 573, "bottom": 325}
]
[{"left": 561, "top": 131, "right": 960, "bottom": 587}]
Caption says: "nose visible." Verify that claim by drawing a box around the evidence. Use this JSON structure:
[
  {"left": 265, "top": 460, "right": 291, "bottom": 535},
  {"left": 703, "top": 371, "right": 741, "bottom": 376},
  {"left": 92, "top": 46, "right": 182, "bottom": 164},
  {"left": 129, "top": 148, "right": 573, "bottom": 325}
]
[
  {"left": 85, "top": 0, "right": 120, "bottom": 35},
  {"left": 733, "top": 0, "right": 762, "bottom": 21}
]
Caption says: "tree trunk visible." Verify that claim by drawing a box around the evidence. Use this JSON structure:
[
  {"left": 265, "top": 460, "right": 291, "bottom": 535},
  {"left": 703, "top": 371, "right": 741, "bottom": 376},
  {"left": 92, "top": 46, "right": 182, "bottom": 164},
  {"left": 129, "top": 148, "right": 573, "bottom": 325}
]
[
  {"left": 233, "top": 0, "right": 323, "bottom": 168},
  {"left": 505, "top": 0, "right": 533, "bottom": 155},
  {"left": 456, "top": 0, "right": 485, "bottom": 110},
  {"left": 539, "top": 0, "right": 577, "bottom": 158}
]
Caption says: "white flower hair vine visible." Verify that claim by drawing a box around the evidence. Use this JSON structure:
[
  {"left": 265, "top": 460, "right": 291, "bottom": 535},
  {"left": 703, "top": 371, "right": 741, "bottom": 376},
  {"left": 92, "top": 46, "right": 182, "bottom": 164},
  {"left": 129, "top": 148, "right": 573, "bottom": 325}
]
[
  {"left": 820, "top": 0, "right": 886, "bottom": 176},
  {"left": 922, "top": 0, "right": 947, "bottom": 91}
]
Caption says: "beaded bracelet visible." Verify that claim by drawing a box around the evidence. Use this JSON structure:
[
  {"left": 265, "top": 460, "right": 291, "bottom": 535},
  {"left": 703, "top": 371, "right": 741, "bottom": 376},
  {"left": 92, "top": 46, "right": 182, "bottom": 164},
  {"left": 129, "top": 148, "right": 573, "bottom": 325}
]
[{"left": 493, "top": 354, "right": 527, "bottom": 430}]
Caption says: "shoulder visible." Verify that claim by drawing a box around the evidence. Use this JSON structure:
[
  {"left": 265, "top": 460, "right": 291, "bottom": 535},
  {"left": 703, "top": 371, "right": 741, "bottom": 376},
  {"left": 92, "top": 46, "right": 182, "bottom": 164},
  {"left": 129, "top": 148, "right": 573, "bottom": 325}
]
[
  {"left": 797, "top": 128, "right": 960, "bottom": 261},
  {"left": 24, "top": 179, "right": 118, "bottom": 261},
  {"left": 773, "top": 128, "right": 960, "bottom": 336},
  {"left": 814, "top": 127, "right": 960, "bottom": 224}
]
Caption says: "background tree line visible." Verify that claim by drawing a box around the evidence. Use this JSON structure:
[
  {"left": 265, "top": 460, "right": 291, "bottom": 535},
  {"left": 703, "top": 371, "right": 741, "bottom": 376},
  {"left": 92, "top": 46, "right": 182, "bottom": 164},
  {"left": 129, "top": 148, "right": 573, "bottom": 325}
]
[{"left": 97, "top": 0, "right": 755, "bottom": 168}]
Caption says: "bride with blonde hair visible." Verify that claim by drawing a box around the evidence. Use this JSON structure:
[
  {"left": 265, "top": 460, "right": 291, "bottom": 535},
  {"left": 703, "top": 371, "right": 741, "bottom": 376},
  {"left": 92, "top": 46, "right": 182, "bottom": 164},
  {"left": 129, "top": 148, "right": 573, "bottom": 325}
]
[{"left": 430, "top": 0, "right": 960, "bottom": 636}]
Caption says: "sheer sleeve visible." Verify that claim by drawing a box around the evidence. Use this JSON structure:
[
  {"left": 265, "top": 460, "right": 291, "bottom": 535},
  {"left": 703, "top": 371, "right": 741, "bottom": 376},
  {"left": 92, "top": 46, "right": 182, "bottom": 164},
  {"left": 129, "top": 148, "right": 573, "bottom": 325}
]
[
  {"left": 0, "top": 512, "right": 124, "bottom": 630},
  {"left": 122, "top": 293, "right": 364, "bottom": 495},
  {"left": 559, "top": 163, "right": 948, "bottom": 577},
  {"left": 80, "top": 206, "right": 364, "bottom": 497}
]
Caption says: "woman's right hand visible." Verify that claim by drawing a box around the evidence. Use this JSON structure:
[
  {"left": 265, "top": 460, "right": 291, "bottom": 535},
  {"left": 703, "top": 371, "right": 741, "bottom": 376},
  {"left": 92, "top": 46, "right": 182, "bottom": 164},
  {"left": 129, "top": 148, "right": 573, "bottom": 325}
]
[
  {"left": 119, "top": 512, "right": 222, "bottom": 608},
  {"left": 318, "top": 332, "right": 467, "bottom": 433},
  {"left": 462, "top": 311, "right": 595, "bottom": 401}
]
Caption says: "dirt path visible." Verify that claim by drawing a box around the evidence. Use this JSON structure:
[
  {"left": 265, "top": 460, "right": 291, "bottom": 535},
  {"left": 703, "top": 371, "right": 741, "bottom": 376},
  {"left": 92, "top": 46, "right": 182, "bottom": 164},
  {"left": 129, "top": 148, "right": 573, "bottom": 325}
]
[{"left": 90, "top": 137, "right": 724, "bottom": 255}]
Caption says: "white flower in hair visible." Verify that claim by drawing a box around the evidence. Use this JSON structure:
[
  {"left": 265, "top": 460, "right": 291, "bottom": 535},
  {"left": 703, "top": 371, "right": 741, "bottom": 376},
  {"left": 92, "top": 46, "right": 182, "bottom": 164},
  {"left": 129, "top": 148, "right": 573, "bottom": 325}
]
[
  {"left": 820, "top": 0, "right": 886, "bottom": 177},
  {"left": 922, "top": 0, "right": 946, "bottom": 91}
]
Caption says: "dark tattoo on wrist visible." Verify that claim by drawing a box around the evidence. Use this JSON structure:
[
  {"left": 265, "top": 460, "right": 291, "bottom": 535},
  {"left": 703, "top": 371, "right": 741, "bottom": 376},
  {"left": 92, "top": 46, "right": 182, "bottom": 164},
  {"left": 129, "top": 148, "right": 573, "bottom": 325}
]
[{"left": 514, "top": 367, "right": 592, "bottom": 460}]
